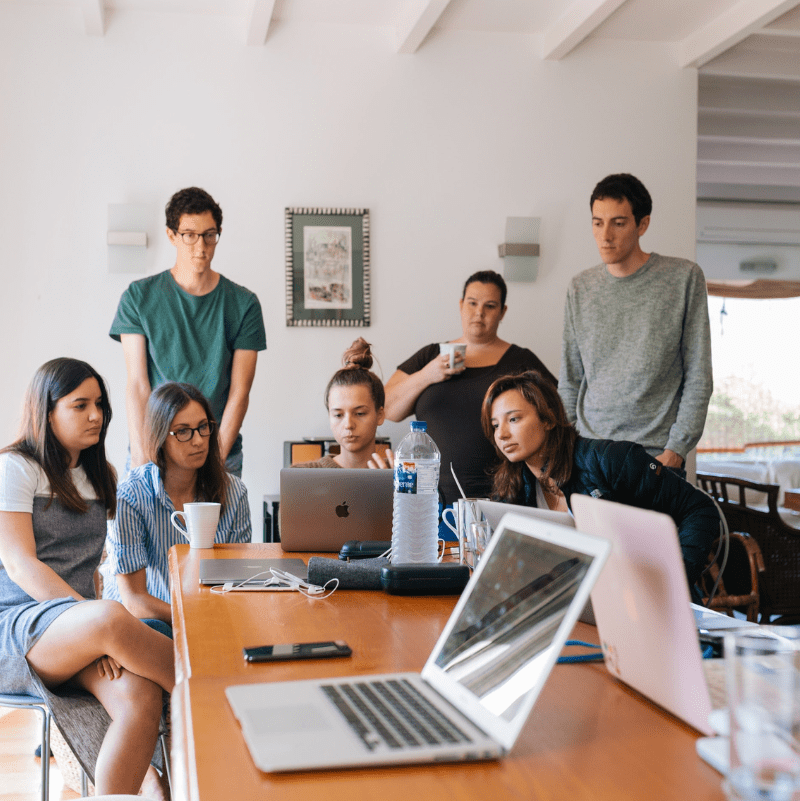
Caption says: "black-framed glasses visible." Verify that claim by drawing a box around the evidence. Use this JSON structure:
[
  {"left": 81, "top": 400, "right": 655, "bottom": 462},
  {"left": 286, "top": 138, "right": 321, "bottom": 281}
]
[
  {"left": 173, "top": 230, "right": 220, "bottom": 245},
  {"left": 168, "top": 421, "right": 215, "bottom": 442}
]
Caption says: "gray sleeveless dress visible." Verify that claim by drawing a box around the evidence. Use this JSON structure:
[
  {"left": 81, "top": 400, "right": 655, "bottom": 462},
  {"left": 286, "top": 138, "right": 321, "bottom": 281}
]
[{"left": 0, "top": 491, "right": 163, "bottom": 781}]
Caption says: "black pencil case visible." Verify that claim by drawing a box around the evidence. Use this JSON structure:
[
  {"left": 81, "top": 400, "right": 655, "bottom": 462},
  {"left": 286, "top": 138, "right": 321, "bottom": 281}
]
[{"left": 380, "top": 563, "right": 471, "bottom": 595}]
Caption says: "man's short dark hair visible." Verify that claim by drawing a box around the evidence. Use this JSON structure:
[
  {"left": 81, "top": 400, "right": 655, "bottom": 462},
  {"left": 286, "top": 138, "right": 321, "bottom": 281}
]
[
  {"left": 462, "top": 270, "right": 507, "bottom": 307},
  {"left": 165, "top": 187, "right": 223, "bottom": 232},
  {"left": 590, "top": 174, "right": 652, "bottom": 225}
]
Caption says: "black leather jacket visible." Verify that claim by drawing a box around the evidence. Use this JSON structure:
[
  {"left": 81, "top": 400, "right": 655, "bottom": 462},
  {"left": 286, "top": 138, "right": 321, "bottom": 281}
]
[{"left": 517, "top": 436, "right": 719, "bottom": 588}]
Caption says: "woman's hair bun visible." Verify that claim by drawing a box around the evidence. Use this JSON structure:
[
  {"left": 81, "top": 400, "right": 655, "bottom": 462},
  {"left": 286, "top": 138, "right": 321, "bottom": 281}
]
[{"left": 342, "top": 337, "right": 373, "bottom": 371}]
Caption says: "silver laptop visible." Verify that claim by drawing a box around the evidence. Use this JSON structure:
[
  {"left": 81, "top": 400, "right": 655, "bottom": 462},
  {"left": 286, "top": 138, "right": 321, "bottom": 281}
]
[
  {"left": 279, "top": 468, "right": 393, "bottom": 552},
  {"left": 225, "top": 512, "right": 610, "bottom": 772},
  {"left": 198, "top": 558, "right": 308, "bottom": 587},
  {"left": 477, "top": 499, "right": 574, "bottom": 531},
  {"left": 571, "top": 494, "right": 718, "bottom": 735}
]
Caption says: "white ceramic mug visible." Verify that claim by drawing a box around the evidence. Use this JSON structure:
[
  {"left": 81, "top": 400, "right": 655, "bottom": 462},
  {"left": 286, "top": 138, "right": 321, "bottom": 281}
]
[
  {"left": 439, "top": 342, "right": 467, "bottom": 370},
  {"left": 170, "top": 502, "right": 221, "bottom": 549}
]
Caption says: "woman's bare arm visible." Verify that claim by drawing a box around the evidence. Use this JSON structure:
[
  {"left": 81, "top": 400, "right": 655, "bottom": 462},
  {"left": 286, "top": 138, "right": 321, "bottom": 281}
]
[
  {"left": 384, "top": 352, "right": 464, "bottom": 422},
  {"left": 116, "top": 568, "right": 172, "bottom": 624},
  {"left": 0, "top": 511, "right": 83, "bottom": 601}
]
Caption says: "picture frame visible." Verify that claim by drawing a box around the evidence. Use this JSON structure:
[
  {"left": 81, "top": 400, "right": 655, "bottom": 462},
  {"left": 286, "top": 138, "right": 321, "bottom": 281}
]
[{"left": 285, "top": 207, "right": 370, "bottom": 327}]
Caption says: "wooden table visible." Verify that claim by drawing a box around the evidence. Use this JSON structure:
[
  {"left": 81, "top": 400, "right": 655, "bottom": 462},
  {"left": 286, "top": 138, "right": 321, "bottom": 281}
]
[
  {"left": 169, "top": 543, "right": 725, "bottom": 800},
  {"left": 785, "top": 489, "right": 800, "bottom": 513}
]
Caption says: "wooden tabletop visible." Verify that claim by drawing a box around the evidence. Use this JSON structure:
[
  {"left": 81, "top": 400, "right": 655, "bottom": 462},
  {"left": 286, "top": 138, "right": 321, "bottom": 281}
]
[
  {"left": 785, "top": 489, "right": 800, "bottom": 513},
  {"left": 168, "top": 543, "right": 725, "bottom": 801}
]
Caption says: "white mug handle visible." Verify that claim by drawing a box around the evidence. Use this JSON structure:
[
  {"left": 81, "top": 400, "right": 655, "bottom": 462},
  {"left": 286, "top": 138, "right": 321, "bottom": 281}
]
[
  {"left": 170, "top": 510, "right": 191, "bottom": 542},
  {"left": 442, "top": 507, "right": 458, "bottom": 538}
]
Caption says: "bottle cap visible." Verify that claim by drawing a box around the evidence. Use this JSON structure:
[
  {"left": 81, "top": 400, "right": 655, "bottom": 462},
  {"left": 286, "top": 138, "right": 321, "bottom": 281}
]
[{"left": 411, "top": 421, "right": 427, "bottom": 432}]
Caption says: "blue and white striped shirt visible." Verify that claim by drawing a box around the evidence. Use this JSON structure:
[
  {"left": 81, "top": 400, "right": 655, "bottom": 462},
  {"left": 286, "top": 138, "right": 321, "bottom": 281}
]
[{"left": 104, "top": 462, "right": 251, "bottom": 603}]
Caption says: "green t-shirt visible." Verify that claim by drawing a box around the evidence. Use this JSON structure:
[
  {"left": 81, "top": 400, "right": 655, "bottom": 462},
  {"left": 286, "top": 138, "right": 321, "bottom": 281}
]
[{"left": 110, "top": 270, "right": 267, "bottom": 451}]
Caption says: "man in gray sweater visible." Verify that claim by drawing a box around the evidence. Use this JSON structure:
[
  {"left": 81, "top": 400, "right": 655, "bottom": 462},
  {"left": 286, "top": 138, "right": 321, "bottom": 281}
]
[{"left": 559, "top": 173, "right": 712, "bottom": 473}]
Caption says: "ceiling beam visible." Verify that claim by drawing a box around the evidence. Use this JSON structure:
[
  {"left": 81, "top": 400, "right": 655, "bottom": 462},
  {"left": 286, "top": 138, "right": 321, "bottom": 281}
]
[
  {"left": 680, "top": 0, "right": 800, "bottom": 69},
  {"left": 396, "top": 0, "right": 453, "bottom": 55},
  {"left": 246, "top": 0, "right": 277, "bottom": 46},
  {"left": 540, "top": 0, "right": 629, "bottom": 61},
  {"left": 82, "top": 0, "right": 105, "bottom": 37}
]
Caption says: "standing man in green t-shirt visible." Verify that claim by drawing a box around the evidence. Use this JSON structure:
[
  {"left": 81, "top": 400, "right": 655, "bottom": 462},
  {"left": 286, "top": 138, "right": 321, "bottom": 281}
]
[{"left": 110, "top": 187, "right": 267, "bottom": 477}]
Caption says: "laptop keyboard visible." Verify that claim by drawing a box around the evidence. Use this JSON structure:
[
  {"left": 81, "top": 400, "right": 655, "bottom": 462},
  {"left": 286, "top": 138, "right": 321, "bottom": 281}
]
[{"left": 321, "top": 679, "right": 473, "bottom": 752}]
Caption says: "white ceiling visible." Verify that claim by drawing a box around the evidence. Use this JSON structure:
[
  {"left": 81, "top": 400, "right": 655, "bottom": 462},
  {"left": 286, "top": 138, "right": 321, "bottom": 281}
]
[{"left": 5, "top": 0, "right": 800, "bottom": 201}]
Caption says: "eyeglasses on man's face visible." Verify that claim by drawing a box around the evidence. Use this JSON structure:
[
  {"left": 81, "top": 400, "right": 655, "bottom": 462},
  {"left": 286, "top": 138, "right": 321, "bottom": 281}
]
[
  {"left": 168, "top": 420, "right": 215, "bottom": 442},
  {"left": 173, "top": 230, "right": 220, "bottom": 245}
]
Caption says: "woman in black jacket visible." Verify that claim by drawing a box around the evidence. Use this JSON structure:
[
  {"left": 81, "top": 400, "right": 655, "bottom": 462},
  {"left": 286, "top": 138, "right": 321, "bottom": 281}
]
[{"left": 480, "top": 370, "right": 719, "bottom": 590}]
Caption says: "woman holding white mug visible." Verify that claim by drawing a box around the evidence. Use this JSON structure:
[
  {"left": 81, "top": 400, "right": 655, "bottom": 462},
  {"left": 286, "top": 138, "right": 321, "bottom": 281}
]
[{"left": 104, "top": 382, "right": 251, "bottom": 630}]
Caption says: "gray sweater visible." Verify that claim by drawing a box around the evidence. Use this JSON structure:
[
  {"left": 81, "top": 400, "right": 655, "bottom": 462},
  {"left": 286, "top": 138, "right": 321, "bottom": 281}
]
[{"left": 558, "top": 253, "right": 713, "bottom": 458}]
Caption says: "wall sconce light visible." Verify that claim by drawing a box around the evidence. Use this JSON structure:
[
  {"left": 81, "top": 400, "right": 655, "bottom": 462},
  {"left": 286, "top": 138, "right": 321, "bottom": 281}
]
[
  {"left": 498, "top": 217, "right": 540, "bottom": 282},
  {"left": 108, "top": 203, "right": 157, "bottom": 273}
]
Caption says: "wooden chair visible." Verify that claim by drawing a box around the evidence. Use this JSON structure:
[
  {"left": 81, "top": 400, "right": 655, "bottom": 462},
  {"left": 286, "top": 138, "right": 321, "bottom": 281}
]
[
  {"left": 697, "top": 472, "right": 800, "bottom": 623},
  {"left": 700, "top": 531, "right": 764, "bottom": 622}
]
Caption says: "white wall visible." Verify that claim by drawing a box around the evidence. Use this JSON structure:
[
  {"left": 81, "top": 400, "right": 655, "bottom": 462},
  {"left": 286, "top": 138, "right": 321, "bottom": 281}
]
[{"left": 0, "top": 6, "right": 699, "bottom": 535}]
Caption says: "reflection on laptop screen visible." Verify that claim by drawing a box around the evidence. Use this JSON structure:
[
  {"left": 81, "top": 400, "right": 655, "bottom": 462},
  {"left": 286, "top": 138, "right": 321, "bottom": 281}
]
[{"left": 435, "top": 528, "right": 593, "bottom": 722}]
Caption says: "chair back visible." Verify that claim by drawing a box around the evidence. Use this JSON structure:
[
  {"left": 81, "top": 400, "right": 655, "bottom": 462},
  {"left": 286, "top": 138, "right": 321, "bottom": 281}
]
[{"left": 697, "top": 472, "right": 800, "bottom": 622}]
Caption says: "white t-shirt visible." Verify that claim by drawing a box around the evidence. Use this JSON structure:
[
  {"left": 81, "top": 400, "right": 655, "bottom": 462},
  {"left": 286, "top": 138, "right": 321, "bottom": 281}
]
[{"left": 0, "top": 452, "right": 97, "bottom": 512}]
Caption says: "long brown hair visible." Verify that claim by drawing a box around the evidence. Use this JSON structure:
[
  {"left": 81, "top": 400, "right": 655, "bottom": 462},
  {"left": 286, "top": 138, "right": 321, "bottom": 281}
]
[
  {"left": 481, "top": 371, "right": 577, "bottom": 502},
  {"left": 3, "top": 358, "right": 117, "bottom": 517},
  {"left": 144, "top": 382, "right": 228, "bottom": 508},
  {"left": 324, "top": 338, "right": 385, "bottom": 412}
]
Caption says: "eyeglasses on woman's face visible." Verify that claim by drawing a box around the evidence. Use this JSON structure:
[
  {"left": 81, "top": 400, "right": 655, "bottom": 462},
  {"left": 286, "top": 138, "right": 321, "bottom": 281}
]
[{"left": 168, "top": 420, "right": 215, "bottom": 442}]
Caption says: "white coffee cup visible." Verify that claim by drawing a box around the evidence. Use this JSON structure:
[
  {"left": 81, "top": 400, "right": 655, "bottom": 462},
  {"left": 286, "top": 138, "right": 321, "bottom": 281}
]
[
  {"left": 170, "top": 502, "right": 221, "bottom": 549},
  {"left": 439, "top": 343, "right": 467, "bottom": 370}
]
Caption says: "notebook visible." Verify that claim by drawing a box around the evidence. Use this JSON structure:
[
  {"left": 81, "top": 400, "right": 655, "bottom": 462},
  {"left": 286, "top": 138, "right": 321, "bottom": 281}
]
[
  {"left": 477, "top": 499, "right": 575, "bottom": 531},
  {"left": 199, "top": 558, "right": 308, "bottom": 587},
  {"left": 279, "top": 468, "right": 393, "bottom": 552},
  {"left": 225, "top": 512, "right": 611, "bottom": 772},
  {"left": 571, "top": 494, "right": 721, "bottom": 735}
]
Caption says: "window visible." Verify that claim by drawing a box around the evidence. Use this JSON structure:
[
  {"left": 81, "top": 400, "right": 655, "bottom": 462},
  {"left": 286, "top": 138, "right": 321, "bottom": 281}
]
[{"left": 699, "top": 295, "right": 800, "bottom": 455}]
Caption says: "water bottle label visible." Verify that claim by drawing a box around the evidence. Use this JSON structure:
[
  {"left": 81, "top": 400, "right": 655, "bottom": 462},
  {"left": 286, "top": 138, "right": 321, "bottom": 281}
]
[{"left": 394, "top": 461, "right": 438, "bottom": 494}]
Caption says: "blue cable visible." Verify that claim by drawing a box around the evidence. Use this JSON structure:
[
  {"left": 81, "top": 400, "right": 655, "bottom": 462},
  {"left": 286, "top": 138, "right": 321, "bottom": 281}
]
[{"left": 557, "top": 639, "right": 604, "bottom": 664}]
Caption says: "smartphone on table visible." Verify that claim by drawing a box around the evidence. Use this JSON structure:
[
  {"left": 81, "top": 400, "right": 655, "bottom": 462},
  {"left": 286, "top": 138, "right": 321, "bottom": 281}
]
[{"left": 243, "top": 640, "right": 352, "bottom": 663}]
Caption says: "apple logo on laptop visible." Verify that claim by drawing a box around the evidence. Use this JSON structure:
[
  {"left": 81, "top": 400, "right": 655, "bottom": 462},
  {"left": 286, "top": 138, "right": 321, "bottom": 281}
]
[{"left": 335, "top": 502, "right": 350, "bottom": 518}]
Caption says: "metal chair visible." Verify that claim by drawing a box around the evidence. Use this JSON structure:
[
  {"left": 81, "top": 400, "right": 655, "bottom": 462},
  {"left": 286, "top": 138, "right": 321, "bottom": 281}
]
[{"left": 0, "top": 692, "right": 50, "bottom": 801}]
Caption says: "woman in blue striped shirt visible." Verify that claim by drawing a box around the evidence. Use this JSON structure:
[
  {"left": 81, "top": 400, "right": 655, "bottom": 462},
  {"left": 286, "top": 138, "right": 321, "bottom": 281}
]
[{"left": 105, "top": 382, "right": 251, "bottom": 628}]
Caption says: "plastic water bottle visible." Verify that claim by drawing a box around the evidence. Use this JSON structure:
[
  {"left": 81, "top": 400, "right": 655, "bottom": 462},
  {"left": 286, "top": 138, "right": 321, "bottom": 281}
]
[{"left": 391, "top": 421, "right": 441, "bottom": 564}]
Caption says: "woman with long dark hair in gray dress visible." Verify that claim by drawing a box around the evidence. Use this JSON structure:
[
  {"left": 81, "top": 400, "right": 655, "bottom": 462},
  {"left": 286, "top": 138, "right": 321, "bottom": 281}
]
[{"left": 0, "top": 358, "right": 174, "bottom": 796}]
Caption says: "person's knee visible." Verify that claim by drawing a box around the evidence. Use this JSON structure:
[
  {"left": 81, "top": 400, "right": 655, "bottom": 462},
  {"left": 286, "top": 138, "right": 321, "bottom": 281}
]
[
  {"left": 104, "top": 672, "right": 164, "bottom": 723},
  {"left": 84, "top": 599, "right": 139, "bottom": 643}
]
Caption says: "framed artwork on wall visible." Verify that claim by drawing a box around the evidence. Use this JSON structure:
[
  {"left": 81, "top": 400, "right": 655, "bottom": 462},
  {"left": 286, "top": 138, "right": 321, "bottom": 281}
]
[{"left": 285, "top": 207, "right": 370, "bottom": 326}]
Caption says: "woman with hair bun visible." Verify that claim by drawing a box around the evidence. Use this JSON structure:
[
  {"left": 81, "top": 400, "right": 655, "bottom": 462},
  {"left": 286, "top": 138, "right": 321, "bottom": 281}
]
[{"left": 294, "top": 338, "right": 391, "bottom": 469}]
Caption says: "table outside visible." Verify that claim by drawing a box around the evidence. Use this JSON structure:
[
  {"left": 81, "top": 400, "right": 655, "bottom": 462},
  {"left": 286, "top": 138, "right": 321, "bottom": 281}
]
[{"left": 784, "top": 489, "right": 800, "bottom": 513}]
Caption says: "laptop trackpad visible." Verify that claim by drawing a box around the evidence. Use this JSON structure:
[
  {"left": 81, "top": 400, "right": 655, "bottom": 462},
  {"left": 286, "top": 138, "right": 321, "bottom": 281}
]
[{"left": 244, "top": 704, "right": 331, "bottom": 736}]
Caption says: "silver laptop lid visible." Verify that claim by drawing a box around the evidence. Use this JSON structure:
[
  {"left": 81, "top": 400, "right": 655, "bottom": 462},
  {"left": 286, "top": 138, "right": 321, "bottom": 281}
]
[
  {"left": 198, "top": 558, "right": 308, "bottom": 585},
  {"left": 279, "top": 468, "right": 393, "bottom": 552},
  {"left": 477, "top": 499, "right": 575, "bottom": 531},
  {"left": 421, "top": 512, "right": 610, "bottom": 750}
]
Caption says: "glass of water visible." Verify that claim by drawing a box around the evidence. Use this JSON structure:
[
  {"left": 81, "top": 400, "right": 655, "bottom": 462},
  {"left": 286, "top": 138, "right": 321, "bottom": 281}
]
[{"left": 723, "top": 627, "right": 800, "bottom": 801}]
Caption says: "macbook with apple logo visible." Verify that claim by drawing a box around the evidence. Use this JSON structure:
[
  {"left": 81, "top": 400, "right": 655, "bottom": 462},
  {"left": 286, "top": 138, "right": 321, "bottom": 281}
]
[{"left": 279, "top": 468, "right": 394, "bottom": 552}]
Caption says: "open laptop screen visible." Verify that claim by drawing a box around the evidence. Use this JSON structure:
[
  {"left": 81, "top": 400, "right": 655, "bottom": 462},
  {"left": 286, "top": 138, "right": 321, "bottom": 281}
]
[{"left": 434, "top": 526, "right": 594, "bottom": 722}]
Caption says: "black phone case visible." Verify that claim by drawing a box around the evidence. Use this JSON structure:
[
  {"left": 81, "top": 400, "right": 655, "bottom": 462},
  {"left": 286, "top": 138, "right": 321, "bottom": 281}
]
[
  {"left": 243, "top": 641, "right": 352, "bottom": 662},
  {"left": 338, "top": 540, "right": 391, "bottom": 561}
]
